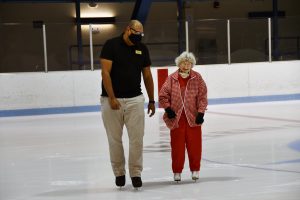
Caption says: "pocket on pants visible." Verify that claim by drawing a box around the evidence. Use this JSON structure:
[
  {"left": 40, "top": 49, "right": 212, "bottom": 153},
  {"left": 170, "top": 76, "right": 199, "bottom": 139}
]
[
  {"left": 100, "top": 96, "right": 108, "bottom": 105},
  {"left": 137, "top": 94, "right": 145, "bottom": 103}
]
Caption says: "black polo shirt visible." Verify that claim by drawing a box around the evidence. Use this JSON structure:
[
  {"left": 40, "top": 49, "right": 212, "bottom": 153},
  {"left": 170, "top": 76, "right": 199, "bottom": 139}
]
[{"left": 100, "top": 34, "right": 151, "bottom": 98}]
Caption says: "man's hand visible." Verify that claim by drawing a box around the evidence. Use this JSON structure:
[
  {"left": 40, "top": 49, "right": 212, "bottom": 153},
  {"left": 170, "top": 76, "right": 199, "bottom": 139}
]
[
  {"left": 109, "top": 98, "right": 121, "bottom": 110},
  {"left": 147, "top": 102, "right": 155, "bottom": 117}
]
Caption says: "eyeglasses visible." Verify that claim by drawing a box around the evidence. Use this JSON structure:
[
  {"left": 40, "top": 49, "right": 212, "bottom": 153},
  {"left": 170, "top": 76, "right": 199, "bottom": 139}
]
[
  {"left": 130, "top": 27, "right": 144, "bottom": 37},
  {"left": 180, "top": 61, "right": 193, "bottom": 67}
]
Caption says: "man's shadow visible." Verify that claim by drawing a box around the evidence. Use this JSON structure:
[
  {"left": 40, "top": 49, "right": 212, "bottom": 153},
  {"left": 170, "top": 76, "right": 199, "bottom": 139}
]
[{"left": 36, "top": 176, "right": 240, "bottom": 196}]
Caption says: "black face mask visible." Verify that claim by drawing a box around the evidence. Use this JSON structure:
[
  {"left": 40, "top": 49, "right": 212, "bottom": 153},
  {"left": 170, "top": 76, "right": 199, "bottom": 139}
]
[{"left": 129, "top": 34, "right": 142, "bottom": 45}]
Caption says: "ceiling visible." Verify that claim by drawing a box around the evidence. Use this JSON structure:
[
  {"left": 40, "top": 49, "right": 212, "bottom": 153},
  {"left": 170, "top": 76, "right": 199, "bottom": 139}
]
[{"left": 0, "top": 0, "right": 211, "bottom": 3}]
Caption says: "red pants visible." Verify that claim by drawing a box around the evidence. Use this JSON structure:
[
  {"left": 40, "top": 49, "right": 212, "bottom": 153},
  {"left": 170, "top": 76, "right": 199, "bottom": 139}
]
[{"left": 170, "top": 112, "right": 202, "bottom": 173}]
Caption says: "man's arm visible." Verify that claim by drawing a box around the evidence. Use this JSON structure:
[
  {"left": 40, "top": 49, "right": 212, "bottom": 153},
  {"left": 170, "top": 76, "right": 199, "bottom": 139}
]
[
  {"left": 142, "top": 66, "right": 155, "bottom": 117},
  {"left": 100, "top": 58, "right": 121, "bottom": 110}
]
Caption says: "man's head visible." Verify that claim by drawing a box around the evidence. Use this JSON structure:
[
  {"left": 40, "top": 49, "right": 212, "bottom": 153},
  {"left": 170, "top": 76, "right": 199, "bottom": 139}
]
[{"left": 124, "top": 20, "right": 144, "bottom": 45}]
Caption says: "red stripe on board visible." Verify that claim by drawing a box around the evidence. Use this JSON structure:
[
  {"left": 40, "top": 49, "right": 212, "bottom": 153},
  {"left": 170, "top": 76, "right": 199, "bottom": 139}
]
[{"left": 157, "top": 69, "right": 168, "bottom": 108}]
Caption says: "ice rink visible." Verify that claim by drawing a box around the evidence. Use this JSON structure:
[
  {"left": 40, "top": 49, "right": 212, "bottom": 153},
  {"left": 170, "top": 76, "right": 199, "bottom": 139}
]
[{"left": 1, "top": 100, "right": 300, "bottom": 200}]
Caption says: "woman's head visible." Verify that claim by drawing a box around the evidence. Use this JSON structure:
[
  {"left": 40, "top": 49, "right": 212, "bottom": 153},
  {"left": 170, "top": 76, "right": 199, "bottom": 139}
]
[{"left": 175, "top": 51, "right": 196, "bottom": 77}]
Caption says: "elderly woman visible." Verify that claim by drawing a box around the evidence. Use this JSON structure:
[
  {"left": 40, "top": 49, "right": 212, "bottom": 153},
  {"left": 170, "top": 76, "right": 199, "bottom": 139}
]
[{"left": 159, "top": 51, "right": 207, "bottom": 182}]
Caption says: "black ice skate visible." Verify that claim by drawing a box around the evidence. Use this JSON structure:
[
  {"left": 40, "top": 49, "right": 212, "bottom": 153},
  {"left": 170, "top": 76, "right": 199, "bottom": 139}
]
[
  {"left": 115, "top": 175, "right": 125, "bottom": 187},
  {"left": 131, "top": 177, "right": 142, "bottom": 189}
]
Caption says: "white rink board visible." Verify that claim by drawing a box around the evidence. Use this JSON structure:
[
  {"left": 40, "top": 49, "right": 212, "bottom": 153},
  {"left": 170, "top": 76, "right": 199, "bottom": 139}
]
[{"left": 0, "top": 60, "right": 300, "bottom": 110}]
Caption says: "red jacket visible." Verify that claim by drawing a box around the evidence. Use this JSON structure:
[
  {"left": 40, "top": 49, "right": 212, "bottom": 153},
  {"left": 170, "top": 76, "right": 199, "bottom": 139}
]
[{"left": 159, "top": 69, "right": 208, "bottom": 130}]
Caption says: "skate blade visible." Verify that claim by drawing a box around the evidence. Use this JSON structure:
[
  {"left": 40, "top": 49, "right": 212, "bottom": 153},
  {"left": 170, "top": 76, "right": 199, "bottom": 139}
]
[{"left": 133, "top": 187, "right": 142, "bottom": 191}]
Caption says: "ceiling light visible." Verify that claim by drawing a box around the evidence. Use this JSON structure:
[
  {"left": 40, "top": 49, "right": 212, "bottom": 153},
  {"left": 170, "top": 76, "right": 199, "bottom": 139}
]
[
  {"left": 75, "top": 17, "right": 116, "bottom": 25},
  {"left": 88, "top": 2, "right": 98, "bottom": 8}
]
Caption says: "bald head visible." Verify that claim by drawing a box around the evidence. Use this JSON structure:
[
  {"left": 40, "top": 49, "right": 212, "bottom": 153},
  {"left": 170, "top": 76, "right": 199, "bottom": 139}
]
[
  {"left": 128, "top": 20, "right": 143, "bottom": 30},
  {"left": 123, "top": 20, "right": 144, "bottom": 46}
]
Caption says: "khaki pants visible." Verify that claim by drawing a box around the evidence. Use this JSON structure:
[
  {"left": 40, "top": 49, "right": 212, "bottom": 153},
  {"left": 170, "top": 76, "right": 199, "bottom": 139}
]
[{"left": 101, "top": 95, "right": 145, "bottom": 177}]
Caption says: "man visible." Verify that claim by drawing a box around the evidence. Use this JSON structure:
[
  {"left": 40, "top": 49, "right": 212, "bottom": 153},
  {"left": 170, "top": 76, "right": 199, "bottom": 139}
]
[{"left": 100, "top": 20, "right": 155, "bottom": 189}]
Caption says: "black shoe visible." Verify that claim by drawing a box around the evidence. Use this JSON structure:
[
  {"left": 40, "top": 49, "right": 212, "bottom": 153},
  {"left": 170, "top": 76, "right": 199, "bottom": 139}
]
[
  {"left": 131, "top": 177, "right": 142, "bottom": 188},
  {"left": 115, "top": 175, "right": 125, "bottom": 187}
]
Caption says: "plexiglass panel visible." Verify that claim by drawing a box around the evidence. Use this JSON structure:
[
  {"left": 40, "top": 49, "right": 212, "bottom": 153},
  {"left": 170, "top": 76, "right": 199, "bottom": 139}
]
[
  {"left": 143, "top": 20, "right": 179, "bottom": 67},
  {"left": 189, "top": 19, "right": 228, "bottom": 65},
  {"left": 45, "top": 23, "right": 81, "bottom": 71},
  {"left": 230, "top": 18, "right": 268, "bottom": 63},
  {"left": 0, "top": 23, "right": 44, "bottom": 72},
  {"left": 1, "top": 16, "right": 299, "bottom": 73},
  {"left": 277, "top": 16, "right": 300, "bottom": 61}
]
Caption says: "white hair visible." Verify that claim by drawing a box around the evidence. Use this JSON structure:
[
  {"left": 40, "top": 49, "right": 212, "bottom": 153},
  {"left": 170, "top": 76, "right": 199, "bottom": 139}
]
[{"left": 175, "top": 51, "right": 196, "bottom": 67}]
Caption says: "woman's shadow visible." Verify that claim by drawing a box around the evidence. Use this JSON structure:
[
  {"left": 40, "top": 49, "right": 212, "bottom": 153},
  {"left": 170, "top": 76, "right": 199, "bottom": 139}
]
[{"left": 143, "top": 176, "right": 241, "bottom": 189}]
